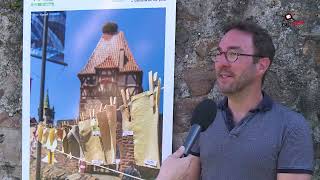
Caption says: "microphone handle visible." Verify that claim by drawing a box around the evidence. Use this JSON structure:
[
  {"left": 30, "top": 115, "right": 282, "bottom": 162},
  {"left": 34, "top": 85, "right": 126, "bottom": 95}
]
[{"left": 183, "top": 124, "right": 201, "bottom": 157}]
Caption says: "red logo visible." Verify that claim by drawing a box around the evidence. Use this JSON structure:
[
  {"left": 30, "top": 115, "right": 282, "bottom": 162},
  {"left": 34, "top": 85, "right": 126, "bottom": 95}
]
[
  {"left": 283, "top": 13, "right": 305, "bottom": 27},
  {"left": 291, "top": 20, "right": 305, "bottom": 26}
]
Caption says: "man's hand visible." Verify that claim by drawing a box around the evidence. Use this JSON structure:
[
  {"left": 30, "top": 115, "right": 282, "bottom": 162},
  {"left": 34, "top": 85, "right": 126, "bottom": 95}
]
[{"left": 157, "top": 146, "right": 193, "bottom": 180}]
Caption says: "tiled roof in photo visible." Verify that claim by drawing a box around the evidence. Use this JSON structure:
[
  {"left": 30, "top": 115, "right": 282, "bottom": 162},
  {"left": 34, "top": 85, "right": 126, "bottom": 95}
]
[
  {"left": 79, "top": 31, "right": 141, "bottom": 75},
  {"left": 120, "top": 60, "right": 141, "bottom": 72},
  {"left": 95, "top": 56, "right": 118, "bottom": 69}
]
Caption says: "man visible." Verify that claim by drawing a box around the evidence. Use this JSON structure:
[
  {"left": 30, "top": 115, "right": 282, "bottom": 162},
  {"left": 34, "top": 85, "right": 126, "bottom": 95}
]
[{"left": 157, "top": 22, "right": 314, "bottom": 180}]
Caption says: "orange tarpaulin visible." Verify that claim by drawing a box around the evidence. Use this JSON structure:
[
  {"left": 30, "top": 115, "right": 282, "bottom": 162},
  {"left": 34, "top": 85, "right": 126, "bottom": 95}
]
[{"left": 97, "top": 105, "right": 117, "bottom": 164}]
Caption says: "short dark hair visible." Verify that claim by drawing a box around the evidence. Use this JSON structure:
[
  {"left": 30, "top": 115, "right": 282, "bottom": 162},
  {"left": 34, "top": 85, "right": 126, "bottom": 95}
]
[
  {"left": 223, "top": 21, "right": 275, "bottom": 62},
  {"left": 223, "top": 21, "right": 275, "bottom": 83}
]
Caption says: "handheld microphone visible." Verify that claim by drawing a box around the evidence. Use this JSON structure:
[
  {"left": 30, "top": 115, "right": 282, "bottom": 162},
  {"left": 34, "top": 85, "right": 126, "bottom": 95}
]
[{"left": 183, "top": 99, "right": 217, "bottom": 157}]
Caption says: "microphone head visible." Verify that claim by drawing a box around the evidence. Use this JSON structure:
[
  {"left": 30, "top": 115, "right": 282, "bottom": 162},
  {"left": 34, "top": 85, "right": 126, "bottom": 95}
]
[{"left": 191, "top": 99, "right": 217, "bottom": 132}]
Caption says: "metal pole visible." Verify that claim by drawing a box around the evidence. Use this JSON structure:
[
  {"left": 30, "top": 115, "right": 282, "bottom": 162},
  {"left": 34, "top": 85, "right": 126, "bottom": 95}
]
[{"left": 35, "top": 11, "right": 49, "bottom": 180}]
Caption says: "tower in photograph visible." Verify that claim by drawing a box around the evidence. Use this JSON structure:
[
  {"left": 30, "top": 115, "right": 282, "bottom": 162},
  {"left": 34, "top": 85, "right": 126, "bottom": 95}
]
[
  {"left": 41, "top": 90, "right": 55, "bottom": 125},
  {"left": 77, "top": 22, "right": 143, "bottom": 114}
]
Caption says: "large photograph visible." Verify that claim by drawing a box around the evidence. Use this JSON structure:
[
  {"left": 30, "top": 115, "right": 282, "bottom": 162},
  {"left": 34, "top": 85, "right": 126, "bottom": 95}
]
[{"left": 24, "top": 2, "right": 175, "bottom": 179}]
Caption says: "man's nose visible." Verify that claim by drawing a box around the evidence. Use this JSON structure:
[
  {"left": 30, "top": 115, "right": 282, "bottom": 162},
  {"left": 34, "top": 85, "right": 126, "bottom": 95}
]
[{"left": 215, "top": 54, "right": 231, "bottom": 66}]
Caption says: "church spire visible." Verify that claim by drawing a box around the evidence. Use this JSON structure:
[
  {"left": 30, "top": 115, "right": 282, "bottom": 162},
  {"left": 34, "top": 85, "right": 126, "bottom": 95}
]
[{"left": 44, "top": 89, "right": 50, "bottom": 109}]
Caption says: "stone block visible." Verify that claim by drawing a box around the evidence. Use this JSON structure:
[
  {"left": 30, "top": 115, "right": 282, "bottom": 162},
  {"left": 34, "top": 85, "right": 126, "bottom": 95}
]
[
  {"left": 174, "top": 96, "right": 208, "bottom": 133},
  {"left": 183, "top": 66, "right": 216, "bottom": 96}
]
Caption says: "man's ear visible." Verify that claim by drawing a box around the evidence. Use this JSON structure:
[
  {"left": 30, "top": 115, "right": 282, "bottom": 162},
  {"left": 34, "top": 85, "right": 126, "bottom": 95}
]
[{"left": 256, "top": 57, "right": 271, "bottom": 75}]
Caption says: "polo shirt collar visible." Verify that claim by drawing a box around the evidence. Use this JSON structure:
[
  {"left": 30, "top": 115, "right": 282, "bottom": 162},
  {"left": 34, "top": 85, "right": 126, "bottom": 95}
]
[
  {"left": 217, "top": 91, "right": 273, "bottom": 112},
  {"left": 218, "top": 91, "right": 273, "bottom": 132}
]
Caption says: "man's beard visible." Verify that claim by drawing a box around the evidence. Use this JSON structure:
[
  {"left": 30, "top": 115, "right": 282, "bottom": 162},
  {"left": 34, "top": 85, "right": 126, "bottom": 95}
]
[{"left": 217, "top": 67, "right": 256, "bottom": 95}]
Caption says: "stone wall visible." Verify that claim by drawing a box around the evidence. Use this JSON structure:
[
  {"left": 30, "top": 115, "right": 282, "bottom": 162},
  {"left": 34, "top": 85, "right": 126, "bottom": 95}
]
[
  {"left": 1, "top": 0, "right": 320, "bottom": 179},
  {"left": 0, "top": 128, "right": 21, "bottom": 179},
  {"left": 0, "top": 0, "right": 22, "bottom": 179}
]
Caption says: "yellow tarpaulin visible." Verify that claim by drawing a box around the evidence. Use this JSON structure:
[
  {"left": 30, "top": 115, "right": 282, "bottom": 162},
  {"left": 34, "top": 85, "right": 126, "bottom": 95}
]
[
  {"left": 78, "top": 119, "right": 105, "bottom": 165},
  {"left": 122, "top": 89, "right": 160, "bottom": 168},
  {"left": 41, "top": 127, "right": 49, "bottom": 145}
]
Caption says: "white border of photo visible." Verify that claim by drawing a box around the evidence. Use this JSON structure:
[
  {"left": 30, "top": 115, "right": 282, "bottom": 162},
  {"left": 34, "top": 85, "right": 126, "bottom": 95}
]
[{"left": 22, "top": 0, "right": 176, "bottom": 178}]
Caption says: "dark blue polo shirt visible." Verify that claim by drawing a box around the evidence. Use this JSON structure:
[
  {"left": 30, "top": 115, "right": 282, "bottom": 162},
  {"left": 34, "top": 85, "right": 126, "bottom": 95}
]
[{"left": 191, "top": 93, "right": 314, "bottom": 180}]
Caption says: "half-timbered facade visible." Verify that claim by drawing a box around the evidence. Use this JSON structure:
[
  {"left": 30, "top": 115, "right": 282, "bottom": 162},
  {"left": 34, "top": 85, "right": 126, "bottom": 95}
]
[{"left": 78, "top": 23, "right": 143, "bottom": 114}]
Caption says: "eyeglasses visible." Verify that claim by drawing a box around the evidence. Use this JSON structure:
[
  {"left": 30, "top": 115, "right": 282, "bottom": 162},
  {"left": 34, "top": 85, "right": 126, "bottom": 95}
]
[{"left": 212, "top": 49, "right": 265, "bottom": 63}]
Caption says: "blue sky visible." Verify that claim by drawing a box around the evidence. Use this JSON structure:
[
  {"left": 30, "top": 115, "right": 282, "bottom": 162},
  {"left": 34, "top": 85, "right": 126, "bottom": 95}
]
[{"left": 31, "top": 8, "right": 166, "bottom": 121}]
